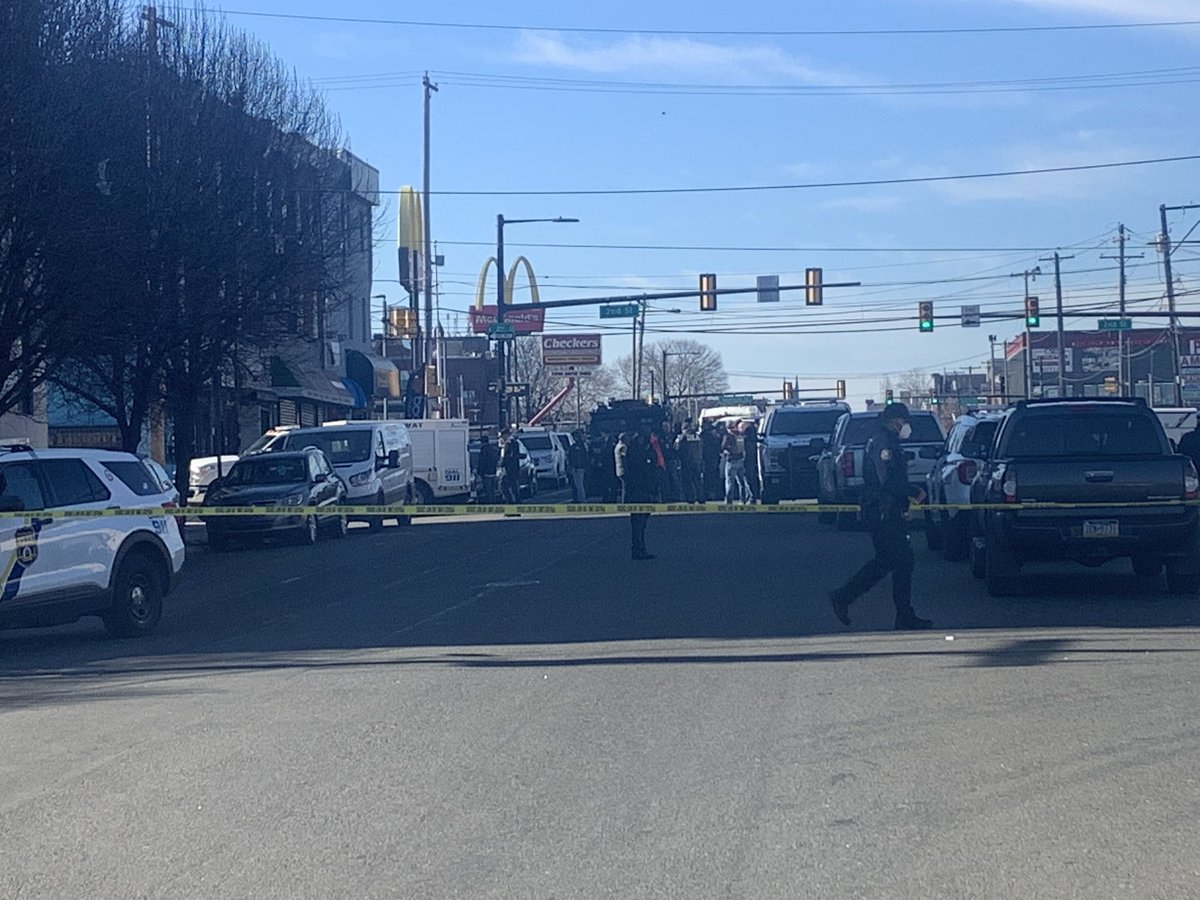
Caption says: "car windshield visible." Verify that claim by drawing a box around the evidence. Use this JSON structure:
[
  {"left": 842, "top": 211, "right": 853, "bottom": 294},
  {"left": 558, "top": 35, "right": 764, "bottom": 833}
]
[
  {"left": 223, "top": 458, "right": 308, "bottom": 486},
  {"left": 768, "top": 410, "right": 844, "bottom": 437},
  {"left": 286, "top": 430, "right": 372, "bottom": 464},
  {"left": 972, "top": 421, "right": 999, "bottom": 452},
  {"left": 520, "top": 434, "right": 552, "bottom": 450},
  {"left": 1004, "top": 413, "right": 1163, "bottom": 456}
]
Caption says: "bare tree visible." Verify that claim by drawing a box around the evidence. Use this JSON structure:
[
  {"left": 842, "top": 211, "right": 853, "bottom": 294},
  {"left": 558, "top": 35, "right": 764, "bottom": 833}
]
[{"left": 612, "top": 339, "right": 729, "bottom": 408}]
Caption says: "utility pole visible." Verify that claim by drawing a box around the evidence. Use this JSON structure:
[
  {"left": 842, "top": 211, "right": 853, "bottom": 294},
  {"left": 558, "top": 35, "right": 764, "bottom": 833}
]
[
  {"left": 421, "top": 73, "right": 438, "bottom": 405},
  {"left": 630, "top": 302, "right": 639, "bottom": 399},
  {"left": 1040, "top": 251, "right": 1074, "bottom": 397},
  {"left": 1102, "top": 224, "right": 1143, "bottom": 396},
  {"left": 1158, "top": 203, "right": 1200, "bottom": 407}
]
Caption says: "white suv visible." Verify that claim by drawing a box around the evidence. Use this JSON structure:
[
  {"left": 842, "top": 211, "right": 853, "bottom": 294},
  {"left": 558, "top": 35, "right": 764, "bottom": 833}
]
[{"left": 0, "top": 448, "right": 186, "bottom": 637}]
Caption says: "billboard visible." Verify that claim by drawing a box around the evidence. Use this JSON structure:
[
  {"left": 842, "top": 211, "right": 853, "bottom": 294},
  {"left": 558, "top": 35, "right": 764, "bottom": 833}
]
[
  {"left": 468, "top": 305, "right": 546, "bottom": 335},
  {"left": 541, "top": 333, "right": 602, "bottom": 370}
]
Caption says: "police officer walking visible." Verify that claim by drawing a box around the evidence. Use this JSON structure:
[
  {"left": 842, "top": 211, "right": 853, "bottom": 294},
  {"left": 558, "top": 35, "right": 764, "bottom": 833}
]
[{"left": 829, "top": 403, "right": 933, "bottom": 631}]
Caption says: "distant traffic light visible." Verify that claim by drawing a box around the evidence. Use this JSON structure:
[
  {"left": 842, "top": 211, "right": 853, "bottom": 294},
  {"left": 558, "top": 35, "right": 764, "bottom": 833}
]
[
  {"left": 885, "top": 389, "right": 894, "bottom": 405},
  {"left": 805, "top": 267, "right": 823, "bottom": 306},
  {"left": 699, "top": 273, "right": 717, "bottom": 311},
  {"left": 836, "top": 379, "right": 846, "bottom": 400},
  {"left": 918, "top": 301, "right": 934, "bottom": 332},
  {"left": 1025, "top": 296, "right": 1040, "bottom": 327}
]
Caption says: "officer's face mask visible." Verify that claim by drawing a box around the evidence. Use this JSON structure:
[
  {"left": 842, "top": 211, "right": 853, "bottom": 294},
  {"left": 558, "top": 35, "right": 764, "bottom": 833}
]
[{"left": 898, "top": 422, "right": 913, "bottom": 440}]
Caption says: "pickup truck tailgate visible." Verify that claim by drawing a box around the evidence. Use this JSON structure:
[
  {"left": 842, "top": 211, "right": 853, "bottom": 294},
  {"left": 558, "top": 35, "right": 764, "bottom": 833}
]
[{"left": 1011, "top": 457, "right": 1186, "bottom": 505}]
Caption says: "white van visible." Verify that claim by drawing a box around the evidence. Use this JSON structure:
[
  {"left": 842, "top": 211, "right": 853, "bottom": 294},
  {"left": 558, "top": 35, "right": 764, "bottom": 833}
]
[
  {"left": 402, "top": 418, "right": 472, "bottom": 503},
  {"left": 246, "top": 421, "right": 414, "bottom": 530}
]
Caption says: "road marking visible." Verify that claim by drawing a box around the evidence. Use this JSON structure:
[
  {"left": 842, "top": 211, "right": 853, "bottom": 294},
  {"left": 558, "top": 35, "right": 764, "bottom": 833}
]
[
  {"left": 483, "top": 580, "right": 541, "bottom": 589},
  {"left": 281, "top": 576, "right": 303, "bottom": 585}
]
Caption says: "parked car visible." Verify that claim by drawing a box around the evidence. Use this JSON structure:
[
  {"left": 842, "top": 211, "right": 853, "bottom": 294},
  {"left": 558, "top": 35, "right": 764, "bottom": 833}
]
[
  {"left": 757, "top": 400, "right": 849, "bottom": 504},
  {"left": 187, "top": 454, "right": 240, "bottom": 504},
  {"left": 517, "top": 427, "right": 567, "bottom": 487},
  {"left": 246, "top": 420, "right": 413, "bottom": 531},
  {"left": 203, "top": 449, "right": 347, "bottom": 550},
  {"left": 0, "top": 448, "right": 186, "bottom": 636},
  {"left": 923, "top": 411, "right": 1004, "bottom": 559},
  {"left": 968, "top": 398, "right": 1200, "bottom": 596},
  {"left": 817, "top": 409, "right": 945, "bottom": 528}
]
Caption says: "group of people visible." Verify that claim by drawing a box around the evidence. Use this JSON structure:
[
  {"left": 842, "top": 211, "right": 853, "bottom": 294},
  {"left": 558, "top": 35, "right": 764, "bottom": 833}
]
[{"left": 475, "top": 429, "right": 526, "bottom": 504}]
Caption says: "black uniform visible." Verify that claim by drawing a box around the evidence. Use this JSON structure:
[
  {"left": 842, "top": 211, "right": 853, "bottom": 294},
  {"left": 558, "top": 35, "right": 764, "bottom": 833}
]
[
  {"left": 832, "top": 423, "right": 923, "bottom": 623},
  {"left": 1178, "top": 427, "right": 1200, "bottom": 471}
]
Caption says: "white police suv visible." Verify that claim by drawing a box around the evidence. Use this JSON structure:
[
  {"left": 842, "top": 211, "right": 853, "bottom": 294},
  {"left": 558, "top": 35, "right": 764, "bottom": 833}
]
[{"left": 0, "top": 447, "right": 186, "bottom": 637}]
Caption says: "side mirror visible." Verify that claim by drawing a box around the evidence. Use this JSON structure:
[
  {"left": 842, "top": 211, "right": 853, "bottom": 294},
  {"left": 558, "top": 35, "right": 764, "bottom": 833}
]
[
  {"left": 388, "top": 449, "right": 401, "bottom": 469},
  {"left": 0, "top": 496, "right": 25, "bottom": 512}
]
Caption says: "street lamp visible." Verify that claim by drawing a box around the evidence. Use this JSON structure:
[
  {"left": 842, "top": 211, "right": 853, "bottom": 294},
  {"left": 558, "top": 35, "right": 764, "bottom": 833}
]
[{"left": 495, "top": 214, "right": 579, "bottom": 429}]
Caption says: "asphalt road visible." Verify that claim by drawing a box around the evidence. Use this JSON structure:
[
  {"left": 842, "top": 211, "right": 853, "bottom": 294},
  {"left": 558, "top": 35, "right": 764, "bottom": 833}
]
[{"left": 3, "top": 503, "right": 1200, "bottom": 898}]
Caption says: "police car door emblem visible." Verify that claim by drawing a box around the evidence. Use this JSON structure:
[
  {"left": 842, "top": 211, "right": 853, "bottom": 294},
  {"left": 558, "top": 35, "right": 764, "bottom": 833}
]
[{"left": 15, "top": 526, "right": 38, "bottom": 565}]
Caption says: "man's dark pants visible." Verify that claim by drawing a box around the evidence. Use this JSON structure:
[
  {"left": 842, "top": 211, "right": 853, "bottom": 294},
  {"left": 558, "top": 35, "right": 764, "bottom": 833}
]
[{"left": 835, "top": 514, "right": 914, "bottom": 615}]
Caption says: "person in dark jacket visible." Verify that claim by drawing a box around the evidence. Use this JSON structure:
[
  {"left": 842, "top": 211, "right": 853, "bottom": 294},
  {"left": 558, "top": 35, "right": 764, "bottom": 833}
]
[
  {"left": 619, "top": 431, "right": 658, "bottom": 559},
  {"left": 499, "top": 430, "right": 522, "bottom": 503},
  {"left": 477, "top": 434, "right": 499, "bottom": 502},
  {"left": 567, "top": 430, "right": 590, "bottom": 502},
  {"left": 829, "top": 403, "right": 933, "bottom": 631},
  {"left": 1177, "top": 418, "right": 1200, "bottom": 471},
  {"left": 701, "top": 422, "right": 722, "bottom": 500},
  {"left": 743, "top": 419, "right": 761, "bottom": 504}
]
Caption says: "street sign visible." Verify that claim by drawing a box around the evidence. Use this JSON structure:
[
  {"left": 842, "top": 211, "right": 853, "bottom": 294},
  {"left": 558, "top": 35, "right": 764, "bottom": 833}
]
[
  {"left": 756, "top": 275, "right": 780, "bottom": 303},
  {"left": 599, "top": 303, "right": 640, "bottom": 319},
  {"left": 505, "top": 383, "right": 528, "bottom": 396},
  {"left": 486, "top": 321, "right": 516, "bottom": 340},
  {"left": 1098, "top": 318, "right": 1132, "bottom": 331},
  {"left": 961, "top": 304, "right": 981, "bottom": 328},
  {"left": 718, "top": 394, "right": 754, "bottom": 405},
  {"left": 542, "top": 333, "right": 602, "bottom": 368}
]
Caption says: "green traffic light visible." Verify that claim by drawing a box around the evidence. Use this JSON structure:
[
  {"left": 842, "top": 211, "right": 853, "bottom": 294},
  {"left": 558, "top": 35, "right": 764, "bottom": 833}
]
[{"left": 1025, "top": 315, "right": 1040, "bottom": 327}]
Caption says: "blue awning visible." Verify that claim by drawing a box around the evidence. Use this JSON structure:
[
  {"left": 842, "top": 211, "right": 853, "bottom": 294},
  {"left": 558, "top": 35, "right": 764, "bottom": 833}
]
[{"left": 341, "top": 376, "right": 368, "bottom": 409}]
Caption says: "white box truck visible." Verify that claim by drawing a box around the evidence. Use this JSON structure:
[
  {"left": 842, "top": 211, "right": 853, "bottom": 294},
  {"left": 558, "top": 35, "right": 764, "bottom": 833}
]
[{"left": 403, "top": 419, "right": 472, "bottom": 503}]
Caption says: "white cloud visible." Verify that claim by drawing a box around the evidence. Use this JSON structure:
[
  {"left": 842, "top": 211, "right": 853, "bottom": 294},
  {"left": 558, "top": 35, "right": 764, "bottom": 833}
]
[
  {"left": 909, "top": 133, "right": 1154, "bottom": 204},
  {"left": 513, "top": 31, "right": 859, "bottom": 84},
  {"left": 1005, "top": 0, "right": 1200, "bottom": 18}
]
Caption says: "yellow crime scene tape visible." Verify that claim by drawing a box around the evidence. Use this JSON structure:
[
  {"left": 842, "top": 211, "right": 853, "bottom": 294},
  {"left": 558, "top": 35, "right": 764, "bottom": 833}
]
[{"left": 6, "top": 500, "right": 1199, "bottom": 520}]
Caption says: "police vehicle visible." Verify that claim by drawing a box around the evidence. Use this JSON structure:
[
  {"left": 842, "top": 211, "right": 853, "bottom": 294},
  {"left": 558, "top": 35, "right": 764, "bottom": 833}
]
[{"left": 0, "top": 446, "right": 186, "bottom": 636}]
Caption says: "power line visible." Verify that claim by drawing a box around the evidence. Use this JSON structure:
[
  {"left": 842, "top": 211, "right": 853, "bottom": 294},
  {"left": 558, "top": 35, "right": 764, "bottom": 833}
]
[
  {"left": 219, "top": 10, "right": 1200, "bottom": 37},
  {"left": 426, "top": 154, "right": 1200, "bottom": 196}
]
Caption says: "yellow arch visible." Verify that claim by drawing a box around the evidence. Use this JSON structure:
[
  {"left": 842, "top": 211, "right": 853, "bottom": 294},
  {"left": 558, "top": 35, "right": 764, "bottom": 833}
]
[
  {"left": 473, "top": 255, "right": 542, "bottom": 309},
  {"left": 505, "top": 255, "right": 540, "bottom": 306},
  {"left": 475, "top": 257, "right": 499, "bottom": 310}
]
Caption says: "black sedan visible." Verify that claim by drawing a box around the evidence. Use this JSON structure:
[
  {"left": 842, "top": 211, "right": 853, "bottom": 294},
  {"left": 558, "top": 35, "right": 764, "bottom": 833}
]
[{"left": 203, "top": 449, "right": 347, "bottom": 550}]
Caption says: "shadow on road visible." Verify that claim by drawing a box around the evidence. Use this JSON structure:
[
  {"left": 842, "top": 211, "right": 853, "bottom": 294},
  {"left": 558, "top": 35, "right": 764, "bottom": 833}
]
[{"left": 4, "top": 515, "right": 1200, "bottom": 699}]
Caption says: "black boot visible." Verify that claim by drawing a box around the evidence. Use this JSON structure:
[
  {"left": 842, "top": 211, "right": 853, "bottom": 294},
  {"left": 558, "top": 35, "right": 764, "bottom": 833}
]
[{"left": 895, "top": 610, "right": 933, "bottom": 631}]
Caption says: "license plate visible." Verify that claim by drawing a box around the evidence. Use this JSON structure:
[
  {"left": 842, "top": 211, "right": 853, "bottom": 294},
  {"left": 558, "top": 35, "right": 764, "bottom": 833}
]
[{"left": 1083, "top": 520, "right": 1119, "bottom": 539}]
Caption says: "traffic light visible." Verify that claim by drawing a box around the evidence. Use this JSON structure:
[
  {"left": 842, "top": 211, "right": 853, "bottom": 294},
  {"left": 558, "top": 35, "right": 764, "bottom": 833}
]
[
  {"left": 836, "top": 379, "right": 846, "bottom": 400},
  {"left": 918, "top": 301, "right": 934, "bottom": 332},
  {"left": 1025, "top": 296, "right": 1040, "bottom": 327},
  {"left": 805, "top": 267, "right": 823, "bottom": 306},
  {"left": 699, "top": 273, "right": 717, "bottom": 311},
  {"left": 885, "top": 388, "right": 894, "bottom": 405}
]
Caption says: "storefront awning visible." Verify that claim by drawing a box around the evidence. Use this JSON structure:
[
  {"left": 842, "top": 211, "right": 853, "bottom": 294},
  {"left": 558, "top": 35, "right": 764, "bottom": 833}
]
[
  {"left": 270, "top": 356, "right": 355, "bottom": 407},
  {"left": 341, "top": 377, "right": 368, "bottom": 409},
  {"left": 347, "top": 349, "right": 401, "bottom": 399}
]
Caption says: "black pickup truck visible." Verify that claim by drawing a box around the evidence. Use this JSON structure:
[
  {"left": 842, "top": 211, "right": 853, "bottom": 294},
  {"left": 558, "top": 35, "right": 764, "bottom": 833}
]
[{"left": 969, "top": 398, "right": 1200, "bottom": 596}]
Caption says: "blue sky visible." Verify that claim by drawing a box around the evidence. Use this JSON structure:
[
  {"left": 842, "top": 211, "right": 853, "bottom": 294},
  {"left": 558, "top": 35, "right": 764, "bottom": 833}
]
[{"left": 215, "top": 0, "right": 1200, "bottom": 405}]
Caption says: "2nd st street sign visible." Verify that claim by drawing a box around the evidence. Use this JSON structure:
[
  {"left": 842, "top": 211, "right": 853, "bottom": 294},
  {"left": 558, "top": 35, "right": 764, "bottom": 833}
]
[{"left": 599, "top": 303, "right": 640, "bottom": 319}]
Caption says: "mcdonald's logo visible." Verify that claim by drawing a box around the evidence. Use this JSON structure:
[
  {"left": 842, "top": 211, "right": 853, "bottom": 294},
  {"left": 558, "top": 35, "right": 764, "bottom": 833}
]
[
  {"left": 468, "top": 255, "right": 546, "bottom": 335},
  {"left": 397, "top": 186, "right": 424, "bottom": 294}
]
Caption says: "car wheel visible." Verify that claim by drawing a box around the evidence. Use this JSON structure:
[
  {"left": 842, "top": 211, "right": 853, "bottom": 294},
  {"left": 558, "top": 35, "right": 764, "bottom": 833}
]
[
  {"left": 369, "top": 490, "right": 386, "bottom": 532},
  {"left": 1132, "top": 555, "right": 1163, "bottom": 579},
  {"left": 295, "top": 514, "right": 318, "bottom": 545},
  {"left": 102, "top": 555, "right": 164, "bottom": 638},
  {"left": 985, "top": 530, "right": 1021, "bottom": 597},
  {"left": 414, "top": 480, "right": 435, "bottom": 505},
  {"left": 924, "top": 511, "right": 943, "bottom": 551}
]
